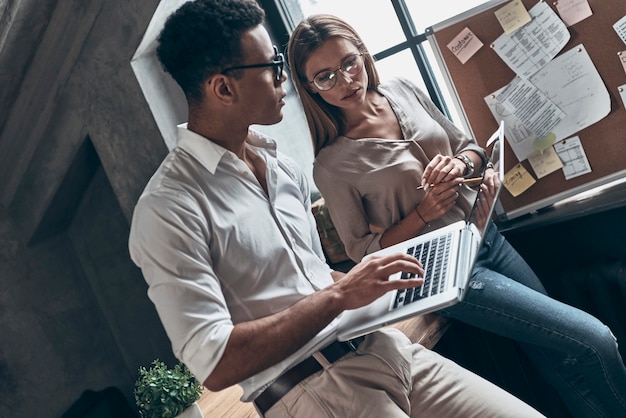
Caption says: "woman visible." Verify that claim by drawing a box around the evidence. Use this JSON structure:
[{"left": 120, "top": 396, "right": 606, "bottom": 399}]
[{"left": 287, "top": 14, "right": 626, "bottom": 418}]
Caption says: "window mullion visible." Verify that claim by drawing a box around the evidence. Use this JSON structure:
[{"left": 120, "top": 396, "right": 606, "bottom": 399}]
[{"left": 390, "top": 0, "right": 450, "bottom": 117}]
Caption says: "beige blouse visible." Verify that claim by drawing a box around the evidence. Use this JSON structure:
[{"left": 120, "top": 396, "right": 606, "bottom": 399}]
[{"left": 313, "top": 77, "right": 486, "bottom": 262}]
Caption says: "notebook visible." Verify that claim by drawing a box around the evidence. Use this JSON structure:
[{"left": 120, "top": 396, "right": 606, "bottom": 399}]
[{"left": 336, "top": 121, "right": 505, "bottom": 341}]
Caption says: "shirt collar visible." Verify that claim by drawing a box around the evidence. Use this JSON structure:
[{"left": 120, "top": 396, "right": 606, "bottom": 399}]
[{"left": 176, "top": 123, "right": 276, "bottom": 174}]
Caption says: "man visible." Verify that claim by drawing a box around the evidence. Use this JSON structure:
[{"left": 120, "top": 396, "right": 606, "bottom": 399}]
[{"left": 128, "top": 0, "right": 544, "bottom": 416}]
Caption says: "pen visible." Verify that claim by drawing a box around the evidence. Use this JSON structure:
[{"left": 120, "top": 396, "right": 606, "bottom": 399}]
[{"left": 416, "top": 177, "right": 483, "bottom": 190}]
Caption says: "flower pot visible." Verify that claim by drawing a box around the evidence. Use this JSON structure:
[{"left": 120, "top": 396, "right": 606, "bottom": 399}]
[{"left": 177, "top": 401, "right": 203, "bottom": 418}]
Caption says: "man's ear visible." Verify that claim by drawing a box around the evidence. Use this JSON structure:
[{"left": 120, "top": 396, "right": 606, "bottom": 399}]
[{"left": 206, "top": 74, "right": 236, "bottom": 105}]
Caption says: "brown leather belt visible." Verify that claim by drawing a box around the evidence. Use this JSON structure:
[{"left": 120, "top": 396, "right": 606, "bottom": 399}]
[{"left": 254, "top": 336, "right": 365, "bottom": 414}]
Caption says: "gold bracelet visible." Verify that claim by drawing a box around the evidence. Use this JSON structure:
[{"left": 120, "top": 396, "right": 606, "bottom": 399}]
[{"left": 415, "top": 207, "right": 429, "bottom": 226}]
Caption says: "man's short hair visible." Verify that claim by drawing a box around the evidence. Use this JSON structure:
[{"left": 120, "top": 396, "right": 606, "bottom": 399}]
[{"left": 156, "top": 0, "right": 265, "bottom": 103}]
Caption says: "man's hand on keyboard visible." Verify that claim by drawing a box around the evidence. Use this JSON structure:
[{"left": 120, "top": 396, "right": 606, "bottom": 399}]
[{"left": 331, "top": 253, "right": 424, "bottom": 311}]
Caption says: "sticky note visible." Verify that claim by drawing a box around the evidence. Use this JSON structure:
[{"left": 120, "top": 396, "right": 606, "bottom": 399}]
[
  {"left": 527, "top": 147, "right": 563, "bottom": 179},
  {"left": 495, "top": 0, "right": 532, "bottom": 34},
  {"left": 533, "top": 132, "right": 556, "bottom": 152},
  {"left": 447, "top": 27, "right": 484, "bottom": 64},
  {"left": 555, "top": 0, "right": 593, "bottom": 27},
  {"left": 503, "top": 163, "right": 536, "bottom": 197}
]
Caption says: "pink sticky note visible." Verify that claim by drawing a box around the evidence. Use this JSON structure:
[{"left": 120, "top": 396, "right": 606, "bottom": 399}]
[
  {"left": 555, "top": 0, "right": 593, "bottom": 27},
  {"left": 447, "top": 27, "right": 484, "bottom": 64}
]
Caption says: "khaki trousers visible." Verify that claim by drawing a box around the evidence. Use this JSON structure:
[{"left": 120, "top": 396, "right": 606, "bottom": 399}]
[{"left": 264, "top": 328, "right": 544, "bottom": 418}]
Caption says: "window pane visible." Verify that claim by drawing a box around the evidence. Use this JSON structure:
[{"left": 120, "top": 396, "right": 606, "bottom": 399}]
[
  {"left": 405, "top": 0, "right": 492, "bottom": 32},
  {"left": 374, "top": 50, "right": 426, "bottom": 91},
  {"left": 375, "top": 48, "right": 466, "bottom": 133},
  {"left": 292, "top": 0, "right": 405, "bottom": 54},
  {"left": 421, "top": 42, "right": 466, "bottom": 132}
]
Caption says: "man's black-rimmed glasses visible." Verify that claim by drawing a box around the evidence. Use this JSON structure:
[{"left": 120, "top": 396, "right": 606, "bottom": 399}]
[{"left": 221, "top": 45, "right": 284, "bottom": 81}]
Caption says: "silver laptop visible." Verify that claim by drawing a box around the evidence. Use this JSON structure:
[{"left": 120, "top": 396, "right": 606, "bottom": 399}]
[{"left": 337, "top": 121, "right": 505, "bottom": 341}]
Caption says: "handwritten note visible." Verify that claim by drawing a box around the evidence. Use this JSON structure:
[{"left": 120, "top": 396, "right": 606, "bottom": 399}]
[
  {"left": 494, "top": 0, "right": 532, "bottom": 34},
  {"left": 555, "top": 0, "right": 593, "bottom": 27},
  {"left": 527, "top": 146, "right": 563, "bottom": 179},
  {"left": 503, "top": 163, "right": 536, "bottom": 197},
  {"left": 553, "top": 136, "right": 592, "bottom": 180},
  {"left": 614, "top": 15, "right": 626, "bottom": 45},
  {"left": 492, "top": 2, "right": 570, "bottom": 78},
  {"left": 447, "top": 27, "right": 483, "bottom": 64}
]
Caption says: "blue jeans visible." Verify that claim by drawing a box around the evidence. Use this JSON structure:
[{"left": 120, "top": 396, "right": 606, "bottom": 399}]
[{"left": 438, "top": 222, "right": 626, "bottom": 418}]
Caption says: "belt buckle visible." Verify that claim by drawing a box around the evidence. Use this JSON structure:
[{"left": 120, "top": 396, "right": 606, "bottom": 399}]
[
  {"left": 346, "top": 335, "right": 363, "bottom": 351},
  {"left": 346, "top": 339, "right": 358, "bottom": 351}
]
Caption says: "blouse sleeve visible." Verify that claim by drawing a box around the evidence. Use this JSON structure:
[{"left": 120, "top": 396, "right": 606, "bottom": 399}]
[{"left": 313, "top": 162, "right": 382, "bottom": 262}]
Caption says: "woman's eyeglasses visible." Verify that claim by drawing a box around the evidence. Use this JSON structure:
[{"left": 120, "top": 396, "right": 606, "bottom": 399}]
[
  {"left": 310, "top": 53, "right": 364, "bottom": 91},
  {"left": 221, "top": 46, "right": 284, "bottom": 81}
]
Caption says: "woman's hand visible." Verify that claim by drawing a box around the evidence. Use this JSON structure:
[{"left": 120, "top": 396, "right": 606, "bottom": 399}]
[
  {"left": 415, "top": 178, "right": 463, "bottom": 223},
  {"left": 421, "top": 154, "right": 465, "bottom": 189}
]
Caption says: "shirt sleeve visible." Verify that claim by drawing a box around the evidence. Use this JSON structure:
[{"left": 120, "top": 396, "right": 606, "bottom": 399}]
[
  {"left": 128, "top": 191, "right": 234, "bottom": 384},
  {"left": 279, "top": 155, "right": 328, "bottom": 262}
]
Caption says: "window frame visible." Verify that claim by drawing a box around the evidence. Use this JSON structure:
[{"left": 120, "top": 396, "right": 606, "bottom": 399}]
[{"left": 260, "top": 0, "right": 451, "bottom": 118}]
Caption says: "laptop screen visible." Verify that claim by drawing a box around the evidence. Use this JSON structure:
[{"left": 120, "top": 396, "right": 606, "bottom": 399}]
[{"left": 467, "top": 121, "right": 505, "bottom": 239}]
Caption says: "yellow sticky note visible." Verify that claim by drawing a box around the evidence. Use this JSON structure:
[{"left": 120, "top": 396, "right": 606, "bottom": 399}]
[
  {"left": 503, "top": 163, "right": 536, "bottom": 197},
  {"left": 495, "top": 0, "right": 532, "bottom": 34},
  {"left": 533, "top": 132, "right": 556, "bottom": 152},
  {"left": 527, "top": 147, "right": 563, "bottom": 179}
]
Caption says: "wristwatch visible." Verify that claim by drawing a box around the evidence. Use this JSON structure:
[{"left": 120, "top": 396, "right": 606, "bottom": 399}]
[{"left": 454, "top": 153, "right": 475, "bottom": 177}]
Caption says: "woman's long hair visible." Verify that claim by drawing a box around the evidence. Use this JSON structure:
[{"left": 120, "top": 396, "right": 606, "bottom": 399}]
[{"left": 287, "top": 14, "right": 380, "bottom": 155}]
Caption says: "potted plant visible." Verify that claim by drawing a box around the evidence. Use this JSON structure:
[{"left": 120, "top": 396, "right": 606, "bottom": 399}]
[{"left": 134, "top": 359, "right": 204, "bottom": 418}]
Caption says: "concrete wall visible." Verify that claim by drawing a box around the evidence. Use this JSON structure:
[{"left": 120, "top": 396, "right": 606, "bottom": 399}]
[
  {"left": 0, "top": 1, "right": 185, "bottom": 416},
  {"left": 0, "top": 0, "right": 315, "bottom": 416},
  {"left": 0, "top": 167, "right": 175, "bottom": 418}
]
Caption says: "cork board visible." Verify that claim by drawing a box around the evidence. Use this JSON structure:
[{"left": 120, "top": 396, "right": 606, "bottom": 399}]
[{"left": 425, "top": 0, "right": 626, "bottom": 219}]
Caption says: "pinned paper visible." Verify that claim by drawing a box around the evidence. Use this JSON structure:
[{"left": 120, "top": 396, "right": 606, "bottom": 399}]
[
  {"left": 503, "top": 163, "right": 536, "bottom": 197},
  {"left": 495, "top": 0, "right": 532, "bottom": 34},
  {"left": 555, "top": 0, "right": 592, "bottom": 27},
  {"left": 553, "top": 136, "right": 592, "bottom": 180},
  {"left": 447, "top": 27, "right": 484, "bottom": 64},
  {"left": 619, "top": 51, "right": 626, "bottom": 75},
  {"left": 614, "top": 15, "right": 626, "bottom": 45},
  {"left": 495, "top": 77, "right": 564, "bottom": 141},
  {"left": 485, "top": 44, "right": 610, "bottom": 162},
  {"left": 527, "top": 146, "right": 563, "bottom": 179},
  {"left": 619, "top": 84, "right": 626, "bottom": 108},
  {"left": 491, "top": 2, "right": 569, "bottom": 78}
]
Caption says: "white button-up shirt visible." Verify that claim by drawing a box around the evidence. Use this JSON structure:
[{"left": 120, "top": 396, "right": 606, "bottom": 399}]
[{"left": 129, "top": 126, "right": 338, "bottom": 400}]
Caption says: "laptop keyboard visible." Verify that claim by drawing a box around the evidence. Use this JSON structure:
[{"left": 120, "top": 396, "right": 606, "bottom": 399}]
[{"left": 392, "top": 232, "right": 453, "bottom": 309}]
